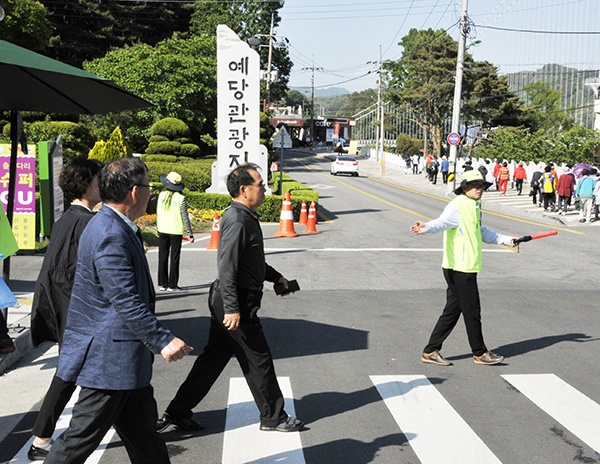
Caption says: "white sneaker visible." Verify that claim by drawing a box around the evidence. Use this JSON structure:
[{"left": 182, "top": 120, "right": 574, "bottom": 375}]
[{"left": 158, "top": 286, "right": 168, "bottom": 292}]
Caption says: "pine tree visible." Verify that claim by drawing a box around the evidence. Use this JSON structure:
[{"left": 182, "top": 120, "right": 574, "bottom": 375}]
[{"left": 104, "top": 127, "right": 128, "bottom": 161}]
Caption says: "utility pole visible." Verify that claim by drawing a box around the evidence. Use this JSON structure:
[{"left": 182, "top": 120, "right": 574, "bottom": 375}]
[
  {"left": 302, "top": 58, "right": 322, "bottom": 150},
  {"left": 378, "top": 46, "right": 385, "bottom": 175},
  {"left": 368, "top": 47, "right": 384, "bottom": 172},
  {"left": 449, "top": 0, "right": 468, "bottom": 192}
]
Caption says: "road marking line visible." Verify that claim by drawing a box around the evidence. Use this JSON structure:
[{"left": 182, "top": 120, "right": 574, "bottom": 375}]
[
  {"left": 10, "top": 387, "right": 115, "bottom": 464},
  {"left": 172, "top": 247, "right": 512, "bottom": 253},
  {"left": 223, "top": 377, "right": 304, "bottom": 464},
  {"left": 371, "top": 375, "right": 502, "bottom": 464},
  {"left": 502, "top": 374, "right": 600, "bottom": 453}
]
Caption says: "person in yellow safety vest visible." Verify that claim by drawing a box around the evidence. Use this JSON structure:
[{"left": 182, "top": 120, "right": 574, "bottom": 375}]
[
  {"left": 410, "top": 170, "right": 518, "bottom": 366},
  {"left": 157, "top": 172, "right": 194, "bottom": 292}
]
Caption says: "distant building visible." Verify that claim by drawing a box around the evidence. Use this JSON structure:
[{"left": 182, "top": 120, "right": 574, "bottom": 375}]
[{"left": 269, "top": 106, "right": 354, "bottom": 147}]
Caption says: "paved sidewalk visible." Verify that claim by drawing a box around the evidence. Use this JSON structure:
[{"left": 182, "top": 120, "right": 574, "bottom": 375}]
[{"left": 1, "top": 151, "right": 595, "bottom": 374}]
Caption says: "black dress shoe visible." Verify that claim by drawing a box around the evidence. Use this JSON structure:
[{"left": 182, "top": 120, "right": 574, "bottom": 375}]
[
  {"left": 0, "top": 337, "right": 15, "bottom": 354},
  {"left": 27, "top": 444, "right": 50, "bottom": 461},
  {"left": 156, "top": 413, "right": 204, "bottom": 432},
  {"left": 260, "top": 416, "right": 304, "bottom": 432}
]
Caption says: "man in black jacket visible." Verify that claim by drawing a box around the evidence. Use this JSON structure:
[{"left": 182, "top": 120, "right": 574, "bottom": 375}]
[{"left": 157, "top": 163, "right": 304, "bottom": 433}]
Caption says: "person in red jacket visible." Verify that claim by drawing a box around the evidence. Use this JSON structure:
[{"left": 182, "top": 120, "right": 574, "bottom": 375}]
[
  {"left": 497, "top": 161, "right": 510, "bottom": 195},
  {"left": 493, "top": 160, "right": 502, "bottom": 190},
  {"left": 557, "top": 167, "right": 575, "bottom": 215},
  {"left": 513, "top": 161, "right": 527, "bottom": 195}
]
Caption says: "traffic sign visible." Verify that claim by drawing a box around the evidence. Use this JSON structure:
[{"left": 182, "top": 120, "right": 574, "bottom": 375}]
[
  {"left": 273, "top": 126, "right": 293, "bottom": 149},
  {"left": 447, "top": 132, "right": 461, "bottom": 146}
]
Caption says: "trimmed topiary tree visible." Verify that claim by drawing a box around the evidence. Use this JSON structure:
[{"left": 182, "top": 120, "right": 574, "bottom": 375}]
[
  {"left": 145, "top": 117, "right": 202, "bottom": 158},
  {"left": 89, "top": 127, "right": 128, "bottom": 162}
]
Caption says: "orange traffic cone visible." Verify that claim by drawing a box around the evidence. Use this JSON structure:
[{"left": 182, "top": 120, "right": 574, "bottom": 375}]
[
  {"left": 298, "top": 200, "right": 308, "bottom": 226},
  {"left": 205, "top": 212, "right": 220, "bottom": 249},
  {"left": 305, "top": 201, "right": 319, "bottom": 234},
  {"left": 274, "top": 192, "right": 298, "bottom": 238}
]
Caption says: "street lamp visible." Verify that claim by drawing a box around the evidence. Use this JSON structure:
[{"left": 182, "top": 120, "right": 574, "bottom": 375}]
[{"left": 248, "top": 13, "right": 288, "bottom": 112}]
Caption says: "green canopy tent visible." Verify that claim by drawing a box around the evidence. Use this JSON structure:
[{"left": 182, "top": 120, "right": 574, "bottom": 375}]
[{"left": 0, "top": 39, "right": 153, "bottom": 283}]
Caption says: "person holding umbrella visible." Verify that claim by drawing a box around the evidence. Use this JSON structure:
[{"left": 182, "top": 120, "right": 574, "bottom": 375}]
[
  {"left": 410, "top": 170, "right": 517, "bottom": 366},
  {"left": 156, "top": 172, "right": 194, "bottom": 292}
]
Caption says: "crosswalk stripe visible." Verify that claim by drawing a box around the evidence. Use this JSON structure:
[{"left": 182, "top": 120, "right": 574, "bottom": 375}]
[
  {"left": 222, "top": 377, "right": 304, "bottom": 464},
  {"left": 371, "top": 375, "right": 502, "bottom": 464},
  {"left": 502, "top": 374, "right": 600, "bottom": 453},
  {"left": 10, "top": 387, "right": 115, "bottom": 463}
]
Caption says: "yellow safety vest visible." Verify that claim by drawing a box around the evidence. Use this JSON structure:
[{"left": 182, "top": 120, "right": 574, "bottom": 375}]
[
  {"left": 157, "top": 191, "right": 185, "bottom": 235},
  {"left": 442, "top": 195, "right": 483, "bottom": 273}
]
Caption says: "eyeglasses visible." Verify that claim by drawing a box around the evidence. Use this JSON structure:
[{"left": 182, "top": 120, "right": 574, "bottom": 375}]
[{"left": 246, "top": 181, "right": 265, "bottom": 189}]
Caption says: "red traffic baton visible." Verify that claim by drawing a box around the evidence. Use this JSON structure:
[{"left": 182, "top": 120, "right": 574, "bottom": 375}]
[{"left": 514, "top": 230, "right": 558, "bottom": 245}]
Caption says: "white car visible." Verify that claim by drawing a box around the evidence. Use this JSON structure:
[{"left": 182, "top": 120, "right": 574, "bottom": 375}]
[{"left": 330, "top": 155, "right": 359, "bottom": 176}]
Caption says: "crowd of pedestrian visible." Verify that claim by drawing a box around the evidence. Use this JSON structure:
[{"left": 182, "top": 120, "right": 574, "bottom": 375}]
[{"left": 406, "top": 153, "right": 600, "bottom": 222}]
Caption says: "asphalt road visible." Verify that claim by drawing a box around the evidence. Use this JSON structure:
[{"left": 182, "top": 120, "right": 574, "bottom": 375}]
[{"left": 2, "top": 151, "right": 599, "bottom": 464}]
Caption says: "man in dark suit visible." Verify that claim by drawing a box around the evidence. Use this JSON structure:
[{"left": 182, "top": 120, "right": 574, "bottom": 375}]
[
  {"left": 28, "top": 157, "right": 103, "bottom": 461},
  {"left": 45, "top": 158, "right": 192, "bottom": 464}
]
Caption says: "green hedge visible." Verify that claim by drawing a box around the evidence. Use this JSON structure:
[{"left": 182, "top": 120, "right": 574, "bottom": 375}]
[
  {"left": 5, "top": 120, "right": 96, "bottom": 160},
  {"left": 141, "top": 154, "right": 178, "bottom": 163},
  {"left": 180, "top": 143, "right": 202, "bottom": 157},
  {"left": 145, "top": 141, "right": 181, "bottom": 155},
  {"left": 185, "top": 190, "right": 318, "bottom": 223},
  {"left": 149, "top": 135, "right": 169, "bottom": 143},
  {"left": 144, "top": 158, "right": 214, "bottom": 192},
  {"left": 142, "top": 157, "right": 318, "bottom": 223}
]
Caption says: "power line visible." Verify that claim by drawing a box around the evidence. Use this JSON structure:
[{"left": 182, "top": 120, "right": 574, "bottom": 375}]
[{"left": 476, "top": 24, "right": 600, "bottom": 35}]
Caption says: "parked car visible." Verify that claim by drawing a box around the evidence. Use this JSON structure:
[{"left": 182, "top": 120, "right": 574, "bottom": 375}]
[{"left": 330, "top": 155, "right": 359, "bottom": 176}]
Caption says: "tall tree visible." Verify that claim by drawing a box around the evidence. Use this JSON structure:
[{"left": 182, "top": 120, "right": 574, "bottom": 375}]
[
  {"left": 385, "top": 28, "right": 460, "bottom": 157},
  {"left": 337, "top": 89, "right": 377, "bottom": 116},
  {"left": 84, "top": 34, "right": 217, "bottom": 152},
  {"left": 39, "top": 0, "right": 194, "bottom": 67},
  {"left": 283, "top": 90, "right": 310, "bottom": 112},
  {"left": 461, "top": 61, "right": 528, "bottom": 155},
  {"left": 190, "top": 0, "right": 292, "bottom": 104},
  {"left": 0, "top": 0, "right": 52, "bottom": 50},
  {"left": 523, "top": 81, "right": 574, "bottom": 135},
  {"left": 41, "top": 0, "right": 117, "bottom": 67}
]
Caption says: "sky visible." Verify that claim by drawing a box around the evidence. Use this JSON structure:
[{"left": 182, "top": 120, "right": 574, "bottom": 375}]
[{"left": 275, "top": 0, "right": 600, "bottom": 94}]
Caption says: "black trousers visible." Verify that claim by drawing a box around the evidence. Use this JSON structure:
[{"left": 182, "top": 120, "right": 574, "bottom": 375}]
[
  {"left": 165, "top": 282, "right": 286, "bottom": 427},
  {"left": 45, "top": 385, "right": 169, "bottom": 464},
  {"left": 542, "top": 192, "right": 554, "bottom": 210},
  {"left": 515, "top": 179, "right": 524, "bottom": 194},
  {"left": 424, "top": 269, "right": 487, "bottom": 357},
  {"left": 32, "top": 375, "right": 77, "bottom": 438},
  {"left": 158, "top": 233, "right": 182, "bottom": 288}
]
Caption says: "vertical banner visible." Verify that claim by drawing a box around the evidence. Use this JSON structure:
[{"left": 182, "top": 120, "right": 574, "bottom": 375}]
[
  {"left": 38, "top": 138, "right": 64, "bottom": 238},
  {"left": 0, "top": 143, "right": 37, "bottom": 250},
  {"left": 207, "top": 24, "right": 270, "bottom": 194}
]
